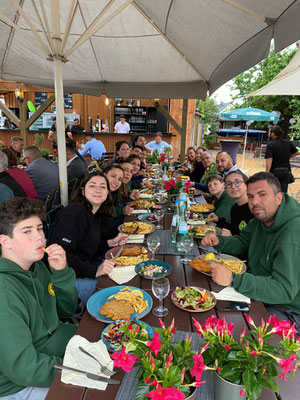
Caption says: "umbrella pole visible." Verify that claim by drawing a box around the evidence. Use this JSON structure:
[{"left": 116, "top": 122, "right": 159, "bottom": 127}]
[
  {"left": 241, "top": 127, "right": 248, "bottom": 170},
  {"left": 53, "top": 57, "right": 68, "bottom": 205}
]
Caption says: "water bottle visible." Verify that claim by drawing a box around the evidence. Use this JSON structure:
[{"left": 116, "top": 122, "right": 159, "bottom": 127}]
[
  {"left": 170, "top": 200, "right": 180, "bottom": 243},
  {"left": 80, "top": 140, "right": 85, "bottom": 150},
  {"left": 162, "top": 166, "right": 168, "bottom": 182},
  {"left": 175, "top": 205, "right": 189, "bottom": 252},
  {"left": 179, "top": 186, "right": 187, "bottom": 209}
]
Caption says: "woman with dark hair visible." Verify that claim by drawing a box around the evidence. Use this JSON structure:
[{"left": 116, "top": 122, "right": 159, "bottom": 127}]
[
  {"left": 127, "top": 154, "right": 144, "bottom": 187},
  {"left": 183, "top": 147, "right": 196, "bottom": 172},
  {"left": 47, "top": 171, "right": 128, "bottom": 306},
  {"left": 104, "top": 164, "right": 124, "bottom": 208},
  {"left": 188, "top": 146, "right": 206, "bottom": 182},
  {"left": 266, "top": 125, "right": 300, "bottom": 193},
  {"left": 111, "top": 141, "right": 130, "bottom": 164}
]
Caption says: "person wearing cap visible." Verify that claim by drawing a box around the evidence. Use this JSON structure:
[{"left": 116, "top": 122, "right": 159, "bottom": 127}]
[
  {"left": 114, "top": 115, "right": 130, "bottom": 134},
  {"left": 79, "top": 132, "right": 106, "bottom": 160}
]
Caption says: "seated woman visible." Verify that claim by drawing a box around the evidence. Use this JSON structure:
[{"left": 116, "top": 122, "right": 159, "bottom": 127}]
[
  {"left": 111, "top": 140, "right": 130, "bottom": 164},
  {"left": 127, "top": 154, "right": 144, "bottom": 188},
  {"left": 206, "top": 174, "right": 235, "bottom": 223},
  {"left": 47, "top": 171, "right": 128, "bottom": 307},
  {"left": 208, "top": 171, "right": 252, "bottom": 236},
  {"left": 188, "top": 146, "right": 206, "bottom": 182}
]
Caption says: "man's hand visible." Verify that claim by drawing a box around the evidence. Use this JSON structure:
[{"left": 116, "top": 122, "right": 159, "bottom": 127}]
[
  {"left": 208, "top": 212, "right": 218, "bottom": 222},
  {"left": 221, "top": 228, "right": 232, "bottom": 237},
  {"left": 201, "top": 233, "right": 219, "bottom": 247},
  {"left": 130, "top": 190, "right": 139, "bottom": 200},
  {"left": 46, "top": 244, "right": 67, "bottom": 271},
  {"left": 123, "top": 205, "right": 134, "bottom": 215},
  {"left": 210, "top": 262, "right": 232, "bottom": 286},
  {"left": 96, "top": 260, "right": 115, "bottom": 277},
  {"left": 107, "top": 234, "right": 128, "bottom": 247}
]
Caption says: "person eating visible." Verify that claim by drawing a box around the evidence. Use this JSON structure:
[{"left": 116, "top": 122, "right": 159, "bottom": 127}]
[{"left": 206, "top": 174, "right": 235, "bottom": 223}]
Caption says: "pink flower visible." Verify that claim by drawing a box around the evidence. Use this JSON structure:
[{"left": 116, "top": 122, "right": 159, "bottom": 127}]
[
  {"left": 271, "top": 315, "right": 298, "bottom": 338},
  {"left": 149, "top": 379, "right": 158, "bottom": 386},
  {"left": 145, "top": 377, "right": 150, "bottom": 383},
  {"left": 227, "top": 323, "right": 235, "bottom": 336},
  {"left": 159, "top": 319, "right": 165, "bottom": 330},
  {"left": 240, "top": 389, "right": 246, "bottom": 396},
  {"left": 190, "top": 353, "right": 207, "bottom": 381},
  {"left": 135, "top": 326, "right": 140, "bottom": 333},
  {"left": 216, "top": 367, "right": 221, "bottom": 372},
  {"left": 128, "top": 323, "right": 132, "bottom": 330},
  {"left": 111, "top": 347, "right": 137, "bottom": 372},
  {"left": 165, "top": 352, "right": 173, "bottom": 370},
  {"left": 145, "top": 384, "right": 177, "bottom": 400},
  {"left": 251, "top": 350, "right": 257, "bottom": 356},
  {"left": 165, "top": 181, "right": 171, "bottom": 191},
  {"left": 240, "top": 327, "right": 246, "bottom": 343},
  {"left": 146, "top": 332, "right": 162, "bottom": 356},
  {"left": 258, "top": 332, "right": 263, "bottom": 345},
  {"left": 224, "top": 344, "right": 231, "bottom": 351},
  {"left": 244, "top": 314, "right": 255, "bottom": 326},
  {"left": 278, "top": 354, "right": 297, "bottom": 381},
  {"left": 201, "top": 342, "right": 209, "bottom": 353},
  {"left": 164, "top": 387, "right": 186, "bottom": 400},
  {"left": 170, "top": 179, "right": 176, "bottom": 187}
]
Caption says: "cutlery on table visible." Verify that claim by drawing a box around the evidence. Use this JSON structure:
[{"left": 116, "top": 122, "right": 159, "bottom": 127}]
[
  {"left": 78, "top": 346, "right": 116, "bottom": 376},
  {"left": 110, "top": 246, "right": 124, "bottom": 262},
  {"left": 54, "top": 364, "right": 119, "bottom": 384}
]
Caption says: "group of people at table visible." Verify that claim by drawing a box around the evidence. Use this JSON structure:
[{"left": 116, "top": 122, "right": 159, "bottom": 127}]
[{"left": 0, "top": 126, "right": 300, "bottom": 400}]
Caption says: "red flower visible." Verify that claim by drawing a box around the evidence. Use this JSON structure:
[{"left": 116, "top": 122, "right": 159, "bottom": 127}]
[
  {"left": 159, "top": 319, "right": 165, "bottom": 330},
  {"left": 146, "top": 332, "right": 162, "bottom": 356},
  {"left": 251, "top": 350, "right": 257, "bottom": 356},
  {"left": 170, "top": 179, "right": 176, "bottom": 187},
  {"left": 145, "top": 377, "right": 150, "bottom": 383},
  {"left": 244, "top": 314, "right": 254, "bottom": 326},
  {"left": 190, "top": 353, "right": 207, "bottom": 381},
  {"left": 111, "top": 347, "right": 137, "bottom": 372},
  {"left": 240, "top": 389, "right": 246, "bottom": 396},
  {"left": 149, "top": 379, "right": 158, "bottom": 386},
  {"left": 164, "top": 181, "right": 171, "bottom": 191},
  {"left": 164, "top": 387, "right": 185, "bottom": 400},
  {"left": 271, "top": 315, "right": 298, "bottom": 338},
  {"left": 145, "top": 384, "right": 176, "bottom": 400},
  {"left": 278, "top": 354, "right": 297, "bottom": 381},
  {"left": 224, "top": 345, "right": 231, "bottom": 351}
]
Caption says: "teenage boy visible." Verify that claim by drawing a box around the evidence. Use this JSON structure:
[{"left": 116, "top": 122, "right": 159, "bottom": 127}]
[{"left": 0, "top": 198, "right": 77, "bottom": 400}]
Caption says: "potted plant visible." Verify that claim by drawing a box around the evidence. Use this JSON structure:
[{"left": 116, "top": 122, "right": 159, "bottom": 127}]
[
  {"left": 193, "top": 315, "right": 300, "bottom": 400},
  {"left": 111, "top": 319, "right": 210, "bottom": 400},
  {"left": 146, "top": 149, "right": 160, "bottom": 165}
]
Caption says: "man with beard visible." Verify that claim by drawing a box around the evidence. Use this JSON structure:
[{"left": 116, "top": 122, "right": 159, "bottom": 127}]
[
  {"left": 202, "top": 172, "right": 300, "bottom": 329},
  {"left": 216, "top": 151, "right": 240, "bottom": 177}
]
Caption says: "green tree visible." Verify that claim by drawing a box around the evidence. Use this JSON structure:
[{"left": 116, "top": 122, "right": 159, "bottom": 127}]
[
  {"left": 230, "top": 46, "right": 300, "bottom": 136},
  {"left": 290, "top": 114, "right": 300, "bottom": 140},
  {"left": 196, "top": 97, "right": 219, "bottom": 146}
]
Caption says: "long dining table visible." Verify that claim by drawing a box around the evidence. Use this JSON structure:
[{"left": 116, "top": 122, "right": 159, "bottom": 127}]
[{"left": 45, "top": 205, "right": 300, "bottom": 400}]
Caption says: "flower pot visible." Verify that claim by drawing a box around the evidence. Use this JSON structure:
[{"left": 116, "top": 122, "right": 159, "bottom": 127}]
[
  {"left": 185, "top": 386, "right": 197, "bottom": 399},
  {"left": 214, "top": 372, "right": 246, "bottom": 400}
]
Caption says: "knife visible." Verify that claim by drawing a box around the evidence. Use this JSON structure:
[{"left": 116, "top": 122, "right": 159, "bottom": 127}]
[
  {"left": 110, "top": 246, "right": 123, "bottom": 261},
  {"left": 54, "top": 364, "right": 120, "bottom": 384}
]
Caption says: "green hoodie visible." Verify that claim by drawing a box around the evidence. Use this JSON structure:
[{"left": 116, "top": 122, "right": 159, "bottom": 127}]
[
  {"left": 0, "top": 259, "right": 78, "bottom": 397},
  {"left": 215, "top": 194, "right": 300, "bottom": 313},
  {"left": 213, "top": 190, "right": 235, "bottom": 223}
]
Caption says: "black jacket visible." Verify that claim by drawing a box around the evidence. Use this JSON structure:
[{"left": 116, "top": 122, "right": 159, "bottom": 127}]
[{"left": 47, "top": 203, "right": 112, "bottom": 279}]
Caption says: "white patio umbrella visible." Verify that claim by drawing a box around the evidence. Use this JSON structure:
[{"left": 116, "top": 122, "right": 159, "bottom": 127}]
[{"left": 0, "top": 0, "right": 300, "bottom": 203}]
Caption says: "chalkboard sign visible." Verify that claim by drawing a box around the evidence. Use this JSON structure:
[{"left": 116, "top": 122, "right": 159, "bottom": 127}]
[
  {"left": 35, "top": 92, "right": 47, "bottom": 107},
  {"left": 64, "top": 93, "right": 73, "bottom": 109}
]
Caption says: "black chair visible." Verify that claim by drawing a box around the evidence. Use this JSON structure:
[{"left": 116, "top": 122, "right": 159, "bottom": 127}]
[{"left": 44, "top": 186, "right": 59, "bottom": 213}]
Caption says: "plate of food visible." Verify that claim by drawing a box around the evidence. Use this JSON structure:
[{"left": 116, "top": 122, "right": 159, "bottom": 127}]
[
  {"left": 87, "top": 286, "right": 153, "bottom": 323},
  {"left": 171, "top": 286, "right": 216, "bottom": 312},
  {"left": 118, "top": 221, "right": 156, "bottom": 235},
  {"left": 189, "top": 253, "right": 246, "bottom": 276},
  {"left": 129, "top": 200, "right": 154, "bottom": 209},
  {"left": 188, "top": 204, "right": 215, "bottom": 213},
  {"left": 137, "top": 213, "right": 158, "bottom": 223},
  {"left": 188, "top": 225, "right": 221, "bottom": 237},
  {"left": 135, "top": 259, "right": 172, "bottom": 279},
  {"left": 105, "top": 245, "right": 153, "bottom": 266},
  {"left": 187, "top": 212, "right": 209, "bottom": 225},
  {"left": 101, "top": 320, "right": 154, "bottom": 352}
]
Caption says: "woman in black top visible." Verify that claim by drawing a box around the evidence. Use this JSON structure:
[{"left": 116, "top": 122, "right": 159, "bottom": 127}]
[
  {"left": 47, "top": 171, "right": 128, "bottom": 306},
  {"left": 265, "top": 126, "right": 300, "bottom": 193},
  {"left": 111, "top": 141, "right": 130, "bottom": 164},
  {"left": 189, "top": 146, "right": 206, "bottom": 182}
]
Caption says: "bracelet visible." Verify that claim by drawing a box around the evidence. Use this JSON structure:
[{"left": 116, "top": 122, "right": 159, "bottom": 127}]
[{"left": 230, "top": 273, "right": 235, "bottom": 287}]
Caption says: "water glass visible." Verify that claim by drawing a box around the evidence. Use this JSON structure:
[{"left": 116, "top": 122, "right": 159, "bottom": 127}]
[
  {"left": 154, "top": 208, "right": 164, "bottom": 229},
  {"left": 147, "top": 234, "right": 161, "bottom": 258},
  {"left": 152, "top": 278, "right": 170, "bottom": 317},
  {"left": 179, "top": 235, "right": 194, "bottom": 263}
]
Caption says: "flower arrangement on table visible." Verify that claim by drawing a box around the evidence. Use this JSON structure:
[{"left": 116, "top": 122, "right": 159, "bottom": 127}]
[
  {"left": 194, "top": 314, "right": 300, "bottom": 400},
  {"left": 146, "top": 149, "right": 160, "bottom": 165},
  {"left": 111, "top": 319, "right": 211, "bottom": 400},
  {"left": 164, "top": 177, "right": 191, "bottom": 196},
  {"left": 0, "top": 140, "right": 6, "bottom": 148},
  {"left": 158, "top": 153, "right": 171, "bottom": 169}
]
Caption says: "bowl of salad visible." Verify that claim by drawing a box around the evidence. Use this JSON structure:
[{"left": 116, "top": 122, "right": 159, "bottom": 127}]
[
  {"left": 135, "top": 259, "right": 172, "bottom": 279},
  {"left": 101, "top": 320, "right": 154, "bottom": 352},
  {"left": 171, "top": 286, "right": 216, "bottom": 312}
]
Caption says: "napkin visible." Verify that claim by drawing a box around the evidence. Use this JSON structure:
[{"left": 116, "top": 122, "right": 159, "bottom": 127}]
[
  {"left": 109, "top": 265, "right": 137, "bottom": 284},
  {"left": 127, "top": 234, "right": 145, "bottom": 244},
  {"left": 61, "top": 335, "right": 114, "bottom": 390},
  {"left": 131, "top": 209, "right": 149, "bottom": 214},
  {"left": 139, "top": 193, "right": 152, "bottom": 199},
  {"left": 187, "top": 219, "right": 205, "bottom": 225},
  {"left": 211, "top": 287, "right": 251, "bottom": 304}
]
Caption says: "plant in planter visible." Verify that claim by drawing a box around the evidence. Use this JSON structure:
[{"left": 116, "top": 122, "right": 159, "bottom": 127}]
[
  {"left": 164, "top": 177, "right": 191, "bottom": 197},
  {"left": 146, "top": 149, "right": 160, "bottom": 165},
  {"left": 193, "top": 315, "right": 300, "bottom": 400},
  {"left": 111, "top": 319, "right": 211, "bottom": 400}
]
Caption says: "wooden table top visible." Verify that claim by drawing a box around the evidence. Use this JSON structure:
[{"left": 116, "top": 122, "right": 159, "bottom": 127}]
[{"left": 46, "top": 213, "right": 300, "bottom": 400}]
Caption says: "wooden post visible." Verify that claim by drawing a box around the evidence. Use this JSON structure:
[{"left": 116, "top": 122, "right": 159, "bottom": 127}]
[
  {"left": 18, "top": 99, "right": 27, "bottom": 145},
  {"left": 180, "top": 99, "right": 188, "bottom": 163},
  {"left": 150, "top": 100, "right": 182, "bottom": 135},
  {"left": 0, "top": 102, "right": 20, "bottom": 127},
  {"left": 25, "top": 95, "right": 55, "bottom": 129}
]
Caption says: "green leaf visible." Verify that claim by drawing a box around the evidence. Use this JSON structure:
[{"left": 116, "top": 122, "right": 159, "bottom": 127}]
[
  {"left": 136, "top": 382, "right": 150, "bottom": 400},
  {"left": 261, "top": 376, "right": 279, "bottom": 394}
]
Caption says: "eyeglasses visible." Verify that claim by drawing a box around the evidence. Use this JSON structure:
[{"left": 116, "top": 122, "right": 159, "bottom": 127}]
[{"left": 225, "top": 180, "right": 244, "bottom": 188}]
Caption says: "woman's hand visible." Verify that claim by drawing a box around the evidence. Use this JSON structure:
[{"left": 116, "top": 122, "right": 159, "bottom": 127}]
[
  {"left": 129, "top": 190, "right": 139, "bottom": 200},
  {"left": 96, "top": 260, "right": 115, "bottom": 277},
  {"left": 208, "top": 212, "right": 218, "bottom": 222},
  {"left": 107, "top": 234, "right": 128, "bottom": 247},
  {"left": 221, "top": 228, "right": 232, "bottom": 237},
  {"left": 123, "top": 205, "right": 134, "bottom": 215},
  {"left": 46, "top": 244, "right": 67, "bottom": 271}
]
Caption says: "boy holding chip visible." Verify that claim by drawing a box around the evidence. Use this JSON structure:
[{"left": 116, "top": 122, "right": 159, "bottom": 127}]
[{"left": 0, "top": 198, "right": 78, "bottom": 400}]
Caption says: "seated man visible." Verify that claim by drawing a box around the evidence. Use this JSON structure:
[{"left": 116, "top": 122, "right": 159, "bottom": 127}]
[
  {"left": 216, "top": 151, "right": 241, "bottom": 177},
  {"left": 0, "top": 197, "right": 77, "bottom": 399},
  {"left": 130, "top": 145, "right": 144, "bottom": 157},
  {"left": 190, "top": 151, "right": 220, "bottom": 193},
  {"left": 66, "top": 139, "right": 87, "bottom": 188},
  {"left": 147, "top": 132, "right": 170, "bottom": 153},
  {"left": 202, "top": 172, "right": 300, "bottom": 330},
  {"left": 10, "top": 136, "right": 24, "bottom": 159},
  {"left": 79, "top": 132, "right": 106, "bottom": 160}
]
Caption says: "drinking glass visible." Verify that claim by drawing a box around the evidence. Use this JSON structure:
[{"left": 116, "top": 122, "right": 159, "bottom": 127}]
[
  {"left": 147, "top": 234, "right": 161, "bottom": 258},
  {"left": 152, "top": 278, "right": 170, "bottom": 317},
  {"left": 154, "top": 208, "right": 164, "bottom": 229},
  {"left": 179, "top": 235, "right": 194, "bottom": 263}
]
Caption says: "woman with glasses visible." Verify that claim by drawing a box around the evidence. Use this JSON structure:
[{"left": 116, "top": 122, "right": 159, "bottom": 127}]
[{"left": 208, "top": 171, "right": 253, "bottom": 236}]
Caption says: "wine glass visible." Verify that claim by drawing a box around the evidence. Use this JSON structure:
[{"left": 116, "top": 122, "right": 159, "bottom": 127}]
[
  {"left": 147, "top": 234, "right": 161, "bottom": 258},
  {"left": 152, "top": 278, "right": 170, "bottom": 317},
  {"left": 179, "top": 235, "right": 194, "bottom": 263},
  {"left": 154, "top": 208, "right": 164, "bottom": 229}
]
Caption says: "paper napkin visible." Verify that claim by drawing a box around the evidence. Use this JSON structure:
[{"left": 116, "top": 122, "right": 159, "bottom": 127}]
[
  {"left": 139, "top": 193, "right": 152, "bottom": 199},
  {"left": 127, "top": 234, "right": 145, "bottom": 244},
  {"left": 131, "top": 209, "right": 149, "bottom": 214},
  {"left": 211, "top": 287, "right": 251, "bottom": 304},
  {"left": 109, "top": 265, "right": 137, "bottom": 284},
  {"left": 61, "top": 335, "right": 114, "bottom": 390}
]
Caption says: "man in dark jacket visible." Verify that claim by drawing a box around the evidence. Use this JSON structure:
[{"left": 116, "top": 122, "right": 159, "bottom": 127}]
[{"left": 66, "top": 139, "right": 87, "bottom": 188}]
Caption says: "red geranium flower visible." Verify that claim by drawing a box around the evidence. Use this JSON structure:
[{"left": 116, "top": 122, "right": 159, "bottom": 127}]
[
  {"left": 146, "top": 331, "right": 162, "bottom": 356},
  {"left": 111, "top": 347, "right": 137, "bottom": 372}
]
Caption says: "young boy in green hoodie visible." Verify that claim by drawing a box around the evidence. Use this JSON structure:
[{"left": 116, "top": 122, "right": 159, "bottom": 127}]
[{"left": 0, "top": 198, "right": 78, "bottom": 400}]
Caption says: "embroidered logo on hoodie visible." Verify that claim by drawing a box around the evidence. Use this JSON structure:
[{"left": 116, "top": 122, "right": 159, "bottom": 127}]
[
  {"left": 48, "top": 282, "right": 55, "bottom": 296},
  {"left": 62, "top": 238, "right": 71, "bottom": 243}
]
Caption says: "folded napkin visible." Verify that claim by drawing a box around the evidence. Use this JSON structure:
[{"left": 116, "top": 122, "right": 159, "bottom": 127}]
[
  {"left": 61, "top": 335, "right": 114, "bottom": 390},
  {"left": 109, "top": 265, "right": 137, "bottom": 284},
  {"left": 127, "top": 234, "right": 145, "bottom": 244},
  {"left": 139, "top": 193, "right": 152, "bottom": 199},
  {"left": 211, "top": 287, "right": 251, "bottom": 304},
  {"left": 131, "top": 209, "right": 149, "bottom": 214},
  {"left": 187, "top": 219, "right": 205, "bottom": 225}
]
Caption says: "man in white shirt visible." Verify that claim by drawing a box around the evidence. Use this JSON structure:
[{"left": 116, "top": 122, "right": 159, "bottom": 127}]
[
  {"left": 147, "top": 132, "right": 170, "bottom": 153},
  {"left": 114, "top": 115, "right": 130, "bottom": 133}
]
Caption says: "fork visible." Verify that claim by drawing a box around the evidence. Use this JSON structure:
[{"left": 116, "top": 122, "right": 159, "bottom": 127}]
[{"left": 78, "top": 346, "right": 116, "bottom": 377}]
